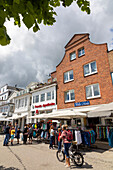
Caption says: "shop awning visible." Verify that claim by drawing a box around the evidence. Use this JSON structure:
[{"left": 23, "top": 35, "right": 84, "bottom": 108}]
[
  {"left": 88, "top": 111, "right": 112, "bottom": 118},
  {"left": 30, "top": 109, "right": 87, "bottom": 119},
  {"left": 87, "top": 102, "right": 113, "bottom": 117}
]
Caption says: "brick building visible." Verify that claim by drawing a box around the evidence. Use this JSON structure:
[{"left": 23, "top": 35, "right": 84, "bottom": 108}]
[{"left": 49, "top": 33, "right": 113, "bottom": 129}]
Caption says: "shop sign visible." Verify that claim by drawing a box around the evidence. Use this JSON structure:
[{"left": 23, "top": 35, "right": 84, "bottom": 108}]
[
  {"left": 74, "top": 101, "right": 90, "bottom": 107},
  {"left": 35, "top": 103, "right": 55, "bottom": 108}
]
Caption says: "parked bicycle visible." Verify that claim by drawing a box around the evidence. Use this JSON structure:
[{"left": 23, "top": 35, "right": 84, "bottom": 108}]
[{"left": 56, "top": 141, "right": 84, "bottom": 167}]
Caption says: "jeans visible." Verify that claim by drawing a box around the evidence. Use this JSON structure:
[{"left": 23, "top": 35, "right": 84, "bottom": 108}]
[
  {"left": 58, "top": 141, "right": 62, "bottom": 150},
  {"left": 3, "top": 134, "right": 10, "bottom": 145},
  {"left": 49, "top": 136, "right": 54, "bottom": 148},
  {"left": 64, "top": 143, "right": 71, "bottom": 158}
]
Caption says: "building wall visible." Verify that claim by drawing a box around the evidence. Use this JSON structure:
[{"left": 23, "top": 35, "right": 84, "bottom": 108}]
[
  {"left": 108, "top": 50, "right": 113, "bottom": 72},
  {"left": 51, "top": 34, "right": 113, "bottom": 109}
]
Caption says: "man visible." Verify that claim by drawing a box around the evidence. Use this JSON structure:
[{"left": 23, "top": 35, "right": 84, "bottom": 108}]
[{"left": 3, "top": 123, "right": 11, "bottom": 146}]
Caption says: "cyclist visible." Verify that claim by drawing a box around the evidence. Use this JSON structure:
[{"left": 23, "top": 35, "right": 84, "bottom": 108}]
[{"left": 60, "top": 125, "right": 71, "bottom": 168}]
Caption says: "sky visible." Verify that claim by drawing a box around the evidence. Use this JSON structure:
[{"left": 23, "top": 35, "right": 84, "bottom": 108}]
[{"left": 0, "top": 0, "right": 113, "bottom": 89}]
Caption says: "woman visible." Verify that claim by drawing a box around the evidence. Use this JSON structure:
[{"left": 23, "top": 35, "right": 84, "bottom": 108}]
[
  {"left": 49, "top": 125, "right": 54, "bottom": 149},
  {"left": 11, "top": 126, "right": 15, "bottom": 146},
  {"left": 58, "top": 128, "right": 62, "bottom": 151},
  {"left": 60, "top": 125, "right": 71, "bottom": 168}
]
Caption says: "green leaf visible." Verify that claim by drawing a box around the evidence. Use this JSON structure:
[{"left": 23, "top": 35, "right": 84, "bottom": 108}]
[
  {"left": 23, "top": 14, "right": 35, "bottom": 29},
  {"left": 33, "top": 24, "right": 40, "bottom": 32}
]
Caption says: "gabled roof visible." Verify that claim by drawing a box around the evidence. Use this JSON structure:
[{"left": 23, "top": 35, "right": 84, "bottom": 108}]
[{"left": 65, "top": 33, "right": 89, "bottom": 49}]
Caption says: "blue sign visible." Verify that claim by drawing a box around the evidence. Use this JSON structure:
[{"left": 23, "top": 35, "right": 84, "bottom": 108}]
[{"left": 74, "top": 101, "right": 90, "bottom": 107}]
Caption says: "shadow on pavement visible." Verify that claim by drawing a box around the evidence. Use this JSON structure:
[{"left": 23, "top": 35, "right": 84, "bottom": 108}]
[
  {"left": 71, "top": 162, "right": 93, "bottom": 169},
  {"left": 0, "top": 166, "right": 19, "bottom": 170}
]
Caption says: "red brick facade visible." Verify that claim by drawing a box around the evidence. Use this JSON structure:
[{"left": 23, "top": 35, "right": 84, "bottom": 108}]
[{"left": 50, "top": 34, "right": 113, "bottom": 109}]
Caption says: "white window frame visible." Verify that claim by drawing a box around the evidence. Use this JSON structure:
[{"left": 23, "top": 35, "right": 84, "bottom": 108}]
[
  {"left": 65, "top": 89, "right": 75, "bottom": 103},
  {"left": 86, "top": 83, "right": 101, "bottom": 99},
  {"left": 84, "top": 61, "right": 97, "bottom": 77},
  {"left": 41, "top": 93, "right": 45, "bottom": 102},
  {"left": 78, "top": 47, "right": 85, "bottom": 57},
  {"left": 64, "top": 70, "right": 74, "bottom": 83},
  {"left": 47, "top": 92, "right": 51, "bottom": 100},
  {"left": 70, "top": 51, "right": 76, "bottom": 61}
]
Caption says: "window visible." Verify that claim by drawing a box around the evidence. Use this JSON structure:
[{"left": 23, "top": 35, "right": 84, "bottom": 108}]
[
  {"left": 47, "top": 92, "right": 51, "bottom": 100},
  {"left": 78, "top": 47, "right": 85, "bottom": 57},
  {"left": 111, "top": 72, "right": 113, "bottom": 84},
  {"left": 25, "top": 97, "right": 27, "bottom": 106},
  {"left": 84, "top": 61, "right": 97, "bottom": 76},
  {"left": 35, "top": 95, "right": 39, "bottom": 103},
  {"left": 41, "top": 93, "right": 45, "bottom": 102},
  {"left": 65, "top": 89, "right": 75, "bottom": 102},
  {"left": 86, "top": 83, "right": 100, "bottom": 99},
  {"left": 52, "top": 91, "right": 54, "bottom": 99},
  {"left": 33, "top": 95, "right": 39, "bottom": 103},
  {"left": 70, "top": 52, "right": 76, "bottom": 61},
  {"left": 64, "top": 70, "right": 74, "bottom": 83}
]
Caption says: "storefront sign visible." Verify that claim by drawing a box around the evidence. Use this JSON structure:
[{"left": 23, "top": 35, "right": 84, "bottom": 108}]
[
  {"left": 74, "top": 101, "right": 90, "bottom": 107},
  {"left": 35, "top": 103, "right": 55, "bottom": 108}
]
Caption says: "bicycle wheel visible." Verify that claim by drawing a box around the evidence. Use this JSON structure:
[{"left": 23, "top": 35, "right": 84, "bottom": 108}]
[
  {"left": 56, "top": 150, "right": 65, "bottom": 162},
  {"left": 73, "top": 152, "right": 84, "bottom": 167}
]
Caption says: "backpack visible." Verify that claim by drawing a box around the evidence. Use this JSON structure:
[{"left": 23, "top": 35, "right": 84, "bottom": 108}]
[{"left": 66, "top": 130, "right": 73, "bottom": 142}]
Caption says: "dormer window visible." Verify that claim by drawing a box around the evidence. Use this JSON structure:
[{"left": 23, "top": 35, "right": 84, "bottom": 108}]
[
  {"left": 78, "top": 47, "right": 85, "bottom": 57},
  {"left": 70, "top": 51, "right": 76, "bottom": 61}
]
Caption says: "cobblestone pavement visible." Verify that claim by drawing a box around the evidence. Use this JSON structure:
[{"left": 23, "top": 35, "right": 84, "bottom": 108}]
[{"left": 0, "top": 135, "right": 113, "bottom": 170}]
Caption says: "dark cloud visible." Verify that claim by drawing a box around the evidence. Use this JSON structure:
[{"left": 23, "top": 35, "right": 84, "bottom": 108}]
[{"left": 0, "top": 0, "right": 113, "bottom": 88}]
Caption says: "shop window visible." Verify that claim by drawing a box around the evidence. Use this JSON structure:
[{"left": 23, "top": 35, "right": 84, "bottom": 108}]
[
  {"left": 86, "top": 83, "right": 100, "bottom": 99},
  {"left": 70, "top": 51, "right": 76, "bottom": 61},
  {"left": 64, "top": 70, "right": 74, "bottom": 83},
  {"left": 78, "top": 47, "right": 85, "bottom": 57},
  {"left": 84, "top": 61, "right": 97, "bottom": 76},
  {"left": 65, "top": 89, "right": 75, "bottom": 102}
]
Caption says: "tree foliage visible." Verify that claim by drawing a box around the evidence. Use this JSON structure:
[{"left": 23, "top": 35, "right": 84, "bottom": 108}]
[{"left": 0, "top": 0, "right": 90, "bottom": 46}]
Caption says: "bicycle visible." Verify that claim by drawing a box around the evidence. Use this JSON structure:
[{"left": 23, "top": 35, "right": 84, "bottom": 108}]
[{"left": 56, "top": 141, "right": 84, "bottom": 167}]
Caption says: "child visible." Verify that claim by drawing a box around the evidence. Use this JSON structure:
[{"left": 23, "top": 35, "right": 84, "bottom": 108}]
[
  {"left": 17, "top": 127, "right": 21, "bottom": 144},
  {"left": 11, "top": 126, "right": 15, "bottom": 146},
  {"left": 58, "top": 128, "right": 62, "bottom": 151}
]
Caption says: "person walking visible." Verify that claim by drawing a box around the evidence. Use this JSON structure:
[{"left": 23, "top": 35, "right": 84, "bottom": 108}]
[
  {"left": 3, "top": 123, "right": 11, "bottom": 146},
  {"left": 60, "top": 125, "right": 72, "bottom": 168},
  {"left": 58, "top": 128, "right": 62, "bottom": 151},
  {"left": 11, "top": 126, "right": 15, "bottom": 146},
  {"left": 16, "top": 127, "right": 21, "bottom": 144},
  {"left": 49, "top": 125, "right": 55, "bottom": 149},
  {"left": 28, "top": 124, "right": 33, "bottom": 144},
  {"left": 23, "top": 124, "right": 28, "bottom": 144}
]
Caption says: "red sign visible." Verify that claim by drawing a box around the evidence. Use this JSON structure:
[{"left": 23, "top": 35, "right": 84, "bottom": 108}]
[
  {"left": 35, "top": 103, "right": 55, "bottom": 108},
  {"left": 36, "top": 110, "right": 39, "bottom": 114}
]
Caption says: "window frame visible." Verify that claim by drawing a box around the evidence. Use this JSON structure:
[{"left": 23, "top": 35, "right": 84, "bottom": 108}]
[
  {"left": 86, "top": 83, "right": 101, "bottom": 99},
  {"left": 64, "top": 89, "right": 75, "bottom": 103},
  {"left": 111, "top": 72, "right": 113, "bottom": 84},
  {"left": 41, "top": 93, "right": 45, "bottom": 102},
  {"left": 70, "top": 51, "right": 76, "bottom": 61},
  {"left": 78, "top": 47, "right": 85, "bottom": 57},
  {"left": 84, "top": 61, "right": 98, "bottom": 77},
  {"left": 64, "top": 70, "right": 74, "bottom": 83}
]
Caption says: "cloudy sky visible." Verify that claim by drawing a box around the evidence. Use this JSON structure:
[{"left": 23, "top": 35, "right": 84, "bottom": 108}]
[{"left": 0, "top": 0, "right": 113, "bottom": 89}]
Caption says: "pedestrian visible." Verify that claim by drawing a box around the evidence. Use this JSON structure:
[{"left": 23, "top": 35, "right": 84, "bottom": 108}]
[
  {"left": 49, "top": 125, "right": 55, "bottom": 149},
  {"left": 23, "top": 124, "right": 28, "bottom": 144},
  {"left": 58, "top": 128, "right": 62, "bottom": 151},
  {"left": 28, "top": 124, "right": 33, "bottom": 144},
  {"left": 16, "top": 127, "right": 21, "bottom": 144},
  {"left": 60, "top": 125, "right": 71, "bottom": 168},
  {"left": 3, "top": 123, "right": 11, "bottom": 146},
  {"left": 15, "top": 122, "right": 18, "bottom": 138},
  {"left": 11, "top": 126, "right": 15, "bottom": 146}
]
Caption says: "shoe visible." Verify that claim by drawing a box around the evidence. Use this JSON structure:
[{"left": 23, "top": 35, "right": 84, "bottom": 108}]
[{"left": 65, "top": 165, "right": 71, "bottom": 168}]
